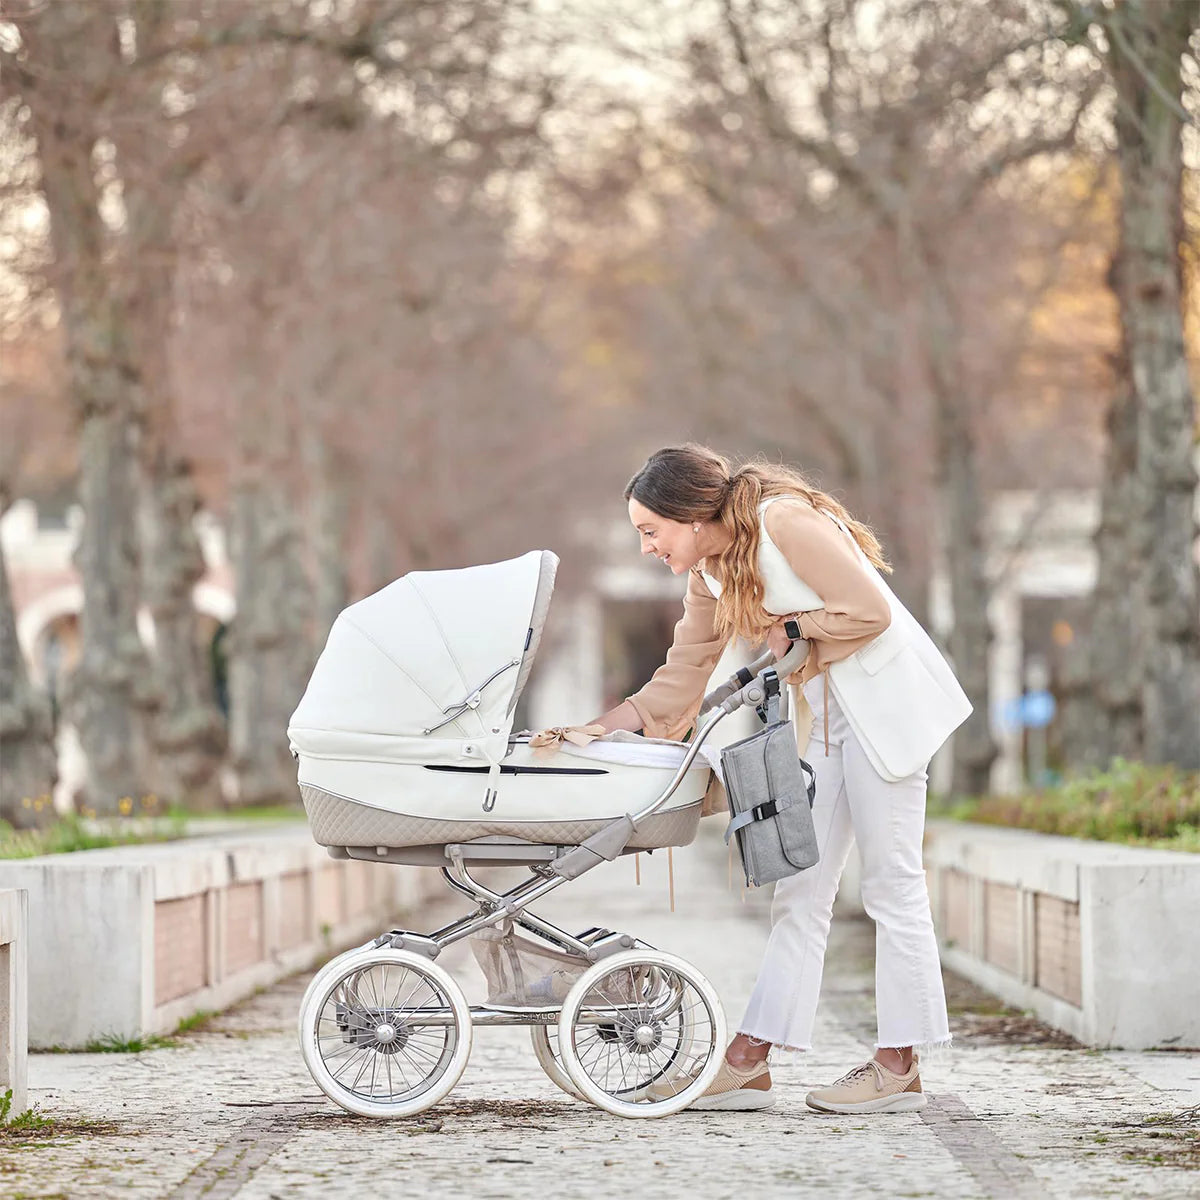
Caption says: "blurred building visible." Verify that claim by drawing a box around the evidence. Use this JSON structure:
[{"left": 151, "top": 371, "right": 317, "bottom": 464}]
[
  {"left": 983, "top": 469, "right": 1200, "bottom": 792},
  {"left": 1, "top": 499, "right": 234, "bottom": 809},
  {"left": 983, "top": 490, "right": 1101, "bottom": 794}
]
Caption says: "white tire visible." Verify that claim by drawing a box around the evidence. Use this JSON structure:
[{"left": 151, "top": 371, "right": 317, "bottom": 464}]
[
  {"left": 557, "top": 950, "right": 725, "bottom": 1118},
  {"left": 529, "top": 1025, "right": 587, "bottom": 1102},
  {"left": 295, "top": 938, "right": 380, "bottom": 1052},
  {"left": 299, "top": 947, "right": 472, "bottom": 1118}
]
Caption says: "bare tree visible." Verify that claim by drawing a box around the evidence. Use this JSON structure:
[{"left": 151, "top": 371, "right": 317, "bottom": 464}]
[
  {"left": 0, "top": 89, "right": 70, "bottom": 826},
  {"left": 116, "top": 1, "right": 228, "bottom": 807},
  {"left": 160, "top": 0, "right": 573, "bottom": 804},
  {"left": 1064, "top": 0, "right": 1200, "bottom": 769},
  {"left": 0, "top": 504, "right": 56, "bottom": 828},
  {"left": 547, "top": 0, "right": 1107, "bottom": 789},
  {"left": 688, "top": 0, "right": 1105, "bottom": 796},
  {"left": 6, "top": 1, "right": 159, "bottom": 813},
  {"left": 0, "top": 365, "right": 62, "bottom": 827}
]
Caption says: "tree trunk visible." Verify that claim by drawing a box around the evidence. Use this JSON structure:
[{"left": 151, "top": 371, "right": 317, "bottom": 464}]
[
  {"left": 1107, "top": 2, "right": 1200, "bottom": 768},
  {"left": 140, "top": 447, "right": 228, "bottom": 808},
  {"left": 128, "top": 232, "right": 228, "bottom": 809},
  {"left": 0, "top": 503, "right": 58, "bottom": 828},
  {"left": 938, "top": 389, "right": 997, "bottom": 798},
  {"left": 227, "top": 471, "right": 310, "bottom": 807},
  {"left": 302, "top": 427, "right": 351, "bottom": 648},
  {"left": 918, "top": 249, "right": 997, "bottom": 797},
  {"left": 65, "top": 410, "right": 159, "bottom": 811},
  {"left": 1072, "top": 370, "right": 1146, "bottom": 766},
  {"left": 364, "top": 503, "right": 398, "bottom": 595},
  {"left": 122, "top": 0, "right": 228, "bottom": 808},
  {"left": 21, "top": 3, "right": 157, "bottom": 813}
]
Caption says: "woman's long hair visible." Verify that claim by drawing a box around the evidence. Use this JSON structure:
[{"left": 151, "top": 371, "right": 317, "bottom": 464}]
[{"left": 624, "top": 444, "right": 890, "bottom": 643}]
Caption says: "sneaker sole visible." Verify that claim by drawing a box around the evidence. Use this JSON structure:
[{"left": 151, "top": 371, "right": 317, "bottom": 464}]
[
  {"left": 688, "top": 1087, "right": 775, "bottom": 1112},
  {"left": 805, "top": 1091, "right": 927, "bottom": 1114}
]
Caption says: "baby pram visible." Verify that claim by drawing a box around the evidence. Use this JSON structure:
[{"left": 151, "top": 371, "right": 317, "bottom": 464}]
[{"left": 288, "top": 550, "right": 804, "bottom": 1119}]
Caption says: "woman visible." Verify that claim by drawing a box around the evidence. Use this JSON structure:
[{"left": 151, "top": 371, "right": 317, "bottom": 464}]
[{"left": 590, "top": 445, "right": 971, "bottom": 1115}]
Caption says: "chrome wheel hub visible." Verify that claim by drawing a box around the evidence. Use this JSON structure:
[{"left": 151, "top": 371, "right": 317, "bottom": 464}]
[
  {"left": 369, "top": 1020, "right": 410, "bottom": 1054},
  {"left": 622, "top": 1021, "right": 663, "bottom": 1054}
]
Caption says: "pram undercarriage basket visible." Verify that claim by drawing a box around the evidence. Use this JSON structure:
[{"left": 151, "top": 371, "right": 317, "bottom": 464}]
[{"left": 288, "top": 550, "right": 806, "bottom": 1119}]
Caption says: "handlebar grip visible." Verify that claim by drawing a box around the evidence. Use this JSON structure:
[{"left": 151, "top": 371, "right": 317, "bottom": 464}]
[{"left": 698, "top": 639, "right": 809, "bottom": 715}]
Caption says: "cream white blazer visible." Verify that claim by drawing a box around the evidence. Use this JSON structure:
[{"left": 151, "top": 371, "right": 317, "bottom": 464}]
[{"left": 709, "top": 498, "right": 972, "bottom": 782}]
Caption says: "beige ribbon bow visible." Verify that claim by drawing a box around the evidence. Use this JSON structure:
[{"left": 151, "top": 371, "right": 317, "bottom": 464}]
[{"left": 528, "top": 723, "right": 606, "bottom": 755}]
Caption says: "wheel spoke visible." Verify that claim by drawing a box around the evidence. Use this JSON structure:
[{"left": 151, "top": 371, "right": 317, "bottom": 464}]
[
  {"left": 308, "top": 953, "right": 467, "bottom": 1112},
  {"left": 559, "top": 954, "right": 721, "bottom": 1111}
]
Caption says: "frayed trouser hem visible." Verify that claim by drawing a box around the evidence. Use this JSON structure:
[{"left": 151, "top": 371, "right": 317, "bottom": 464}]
[
  {"left": 736, "top": 1030, "right": 812, "bottom": 1054},
  {"left": 729, "top": 1032, "right": 816, "bottom": 1060},
  {"left": 875, "top": 1035, "right": 953, "bottom": 1061}
]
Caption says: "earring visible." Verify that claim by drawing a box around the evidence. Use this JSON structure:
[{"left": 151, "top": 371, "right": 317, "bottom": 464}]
[{"left": 693, "top": 525, "right": 700, "bottom": 534}]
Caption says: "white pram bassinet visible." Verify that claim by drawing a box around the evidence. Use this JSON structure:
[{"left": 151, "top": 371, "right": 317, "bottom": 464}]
[{"left": 288, "top": 550, "right": 712, "bottom": 864}]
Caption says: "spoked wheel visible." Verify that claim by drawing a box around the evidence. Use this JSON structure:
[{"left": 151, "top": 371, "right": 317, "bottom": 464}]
[
  {"left": 529, "top": 1025, "right": 586, "bottom": 1102},
  {"left": 557, "top": 950, "right": 725, "bottom": 1118},
  {"left": 299, "top": 948, "right": 472, "bottom": 1118}
]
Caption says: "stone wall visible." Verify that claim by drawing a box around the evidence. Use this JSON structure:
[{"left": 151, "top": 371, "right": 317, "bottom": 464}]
[
  {"left": 0, "top": 827, "right": 442, "bottom": 1049},
  {"left": 925, "top": 820, "right": 1200, "bottom": 1049},
  {"left": 0, "top": 889, "right": 28, "bottom": 1115}
]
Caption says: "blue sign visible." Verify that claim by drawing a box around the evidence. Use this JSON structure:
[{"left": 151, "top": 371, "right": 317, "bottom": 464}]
[
  {"left": 1020, "top": 690, "right": 1057, "bottom": 729},
  {"left": 1000, "top": 691, "right": 1057, "bottom": 731}
]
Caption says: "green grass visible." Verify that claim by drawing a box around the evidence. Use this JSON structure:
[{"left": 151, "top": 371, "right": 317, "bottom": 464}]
[
  {"left": 933, "top": 759, "right": 1200, "bottom": 850},
  {"left": 83, "top": 1032, "right": 175, "bottom": 1053},
  {"left": 80, "top": 1009, "right": 219, "bottom": 1054},
  {"left": 0, "top": 798, "right": 305, "bottom": 860},
  {"left": 178, "top": 802, "right": 304, "bottom": 824},
  {"left": 171, "top": 1009, "right": 216, "bottom": 1035},
  {"left": 0, "top": 811, "right": 189, "bottom": 860},
  {"left": 0, "top": 1088, "right": 54, "bottom": 1132}
]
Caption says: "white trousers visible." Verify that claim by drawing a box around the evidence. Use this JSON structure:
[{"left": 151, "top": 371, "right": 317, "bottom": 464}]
[{"left": 738, "top": 677, "right": 951, "bottom": 1052}]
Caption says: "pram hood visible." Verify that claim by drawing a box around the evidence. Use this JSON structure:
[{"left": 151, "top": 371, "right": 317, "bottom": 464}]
[{"left": 289, "top": 550, "right": 558, "bottom": 770}]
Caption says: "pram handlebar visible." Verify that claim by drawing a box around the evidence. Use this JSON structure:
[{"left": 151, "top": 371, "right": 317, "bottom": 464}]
[
  {"left": 626, "top": 638, "right": 808, "bottom": 828},
  {"left": 552, "top": 640, "right": 810, "bottom": 880},
  {"left": 698, "top": 639, "right": 808, "bottom": 716}
]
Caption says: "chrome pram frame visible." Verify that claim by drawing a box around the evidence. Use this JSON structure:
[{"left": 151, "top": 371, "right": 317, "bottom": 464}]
[{"left": 297, "top": 641, "right": 806, "bottom": 1120}]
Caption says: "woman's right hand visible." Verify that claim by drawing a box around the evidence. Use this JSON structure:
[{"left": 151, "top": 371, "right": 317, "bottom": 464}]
[
  {"left": 588, "top": 699, "right": 644, "bottom": 734},
  {"left": 766, "top": 620, "right": 794, "bottom": 661}
]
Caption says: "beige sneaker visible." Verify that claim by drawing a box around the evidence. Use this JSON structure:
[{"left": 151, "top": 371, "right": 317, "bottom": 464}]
[
  {"left": 648, "top": 1058, "right": 775, "bottom": 1110},
  {"left": 805, "top": 1057, "right": 926, "bottom": 1114}
]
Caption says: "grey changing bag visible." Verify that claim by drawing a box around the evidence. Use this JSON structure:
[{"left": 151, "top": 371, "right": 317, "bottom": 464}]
[{"left": 722, "top": 669, "right": 818, "bottom": 887}]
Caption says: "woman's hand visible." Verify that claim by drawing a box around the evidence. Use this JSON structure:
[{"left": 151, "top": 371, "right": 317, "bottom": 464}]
[
  {"left": 588, "top": 699, "right": 644, "bottom": 734},
  {"left": 766, "top": 620, "right": 795, "bottom": 661}
]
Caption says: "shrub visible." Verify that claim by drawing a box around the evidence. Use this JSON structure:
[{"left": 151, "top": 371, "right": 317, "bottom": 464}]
[{"left": 939, "top": 760, "right": 1200, "bottom": 849}]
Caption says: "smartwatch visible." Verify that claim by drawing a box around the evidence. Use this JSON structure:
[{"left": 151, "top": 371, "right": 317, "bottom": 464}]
[{"left": 783, "top": 617, "right": 802, "bottom": 641}]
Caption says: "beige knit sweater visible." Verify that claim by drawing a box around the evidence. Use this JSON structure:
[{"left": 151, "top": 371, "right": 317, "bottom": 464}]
[{"left": 625, "top": 499, "right": 892, "bottom": 742}]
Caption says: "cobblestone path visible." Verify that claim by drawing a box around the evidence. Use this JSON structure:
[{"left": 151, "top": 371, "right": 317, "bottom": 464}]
[{"left": 7, "top": 828, "right": 1199, "bottom": 1198}]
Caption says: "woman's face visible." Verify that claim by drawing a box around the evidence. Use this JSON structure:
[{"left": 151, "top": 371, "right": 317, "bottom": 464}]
[{"left": 628, "top": 498, "right": 701, "bottom": 575}]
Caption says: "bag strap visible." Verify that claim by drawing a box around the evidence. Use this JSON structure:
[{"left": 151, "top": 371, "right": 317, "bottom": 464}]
[
  {"left": 724, "top": 794, "right": 798, "bottom": 843},
  {"left": 802, "top": 756, "right": 816, "bottom": 802},
  {"left": 722, "top": 757, "right": 816, "bottom": 844}
]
